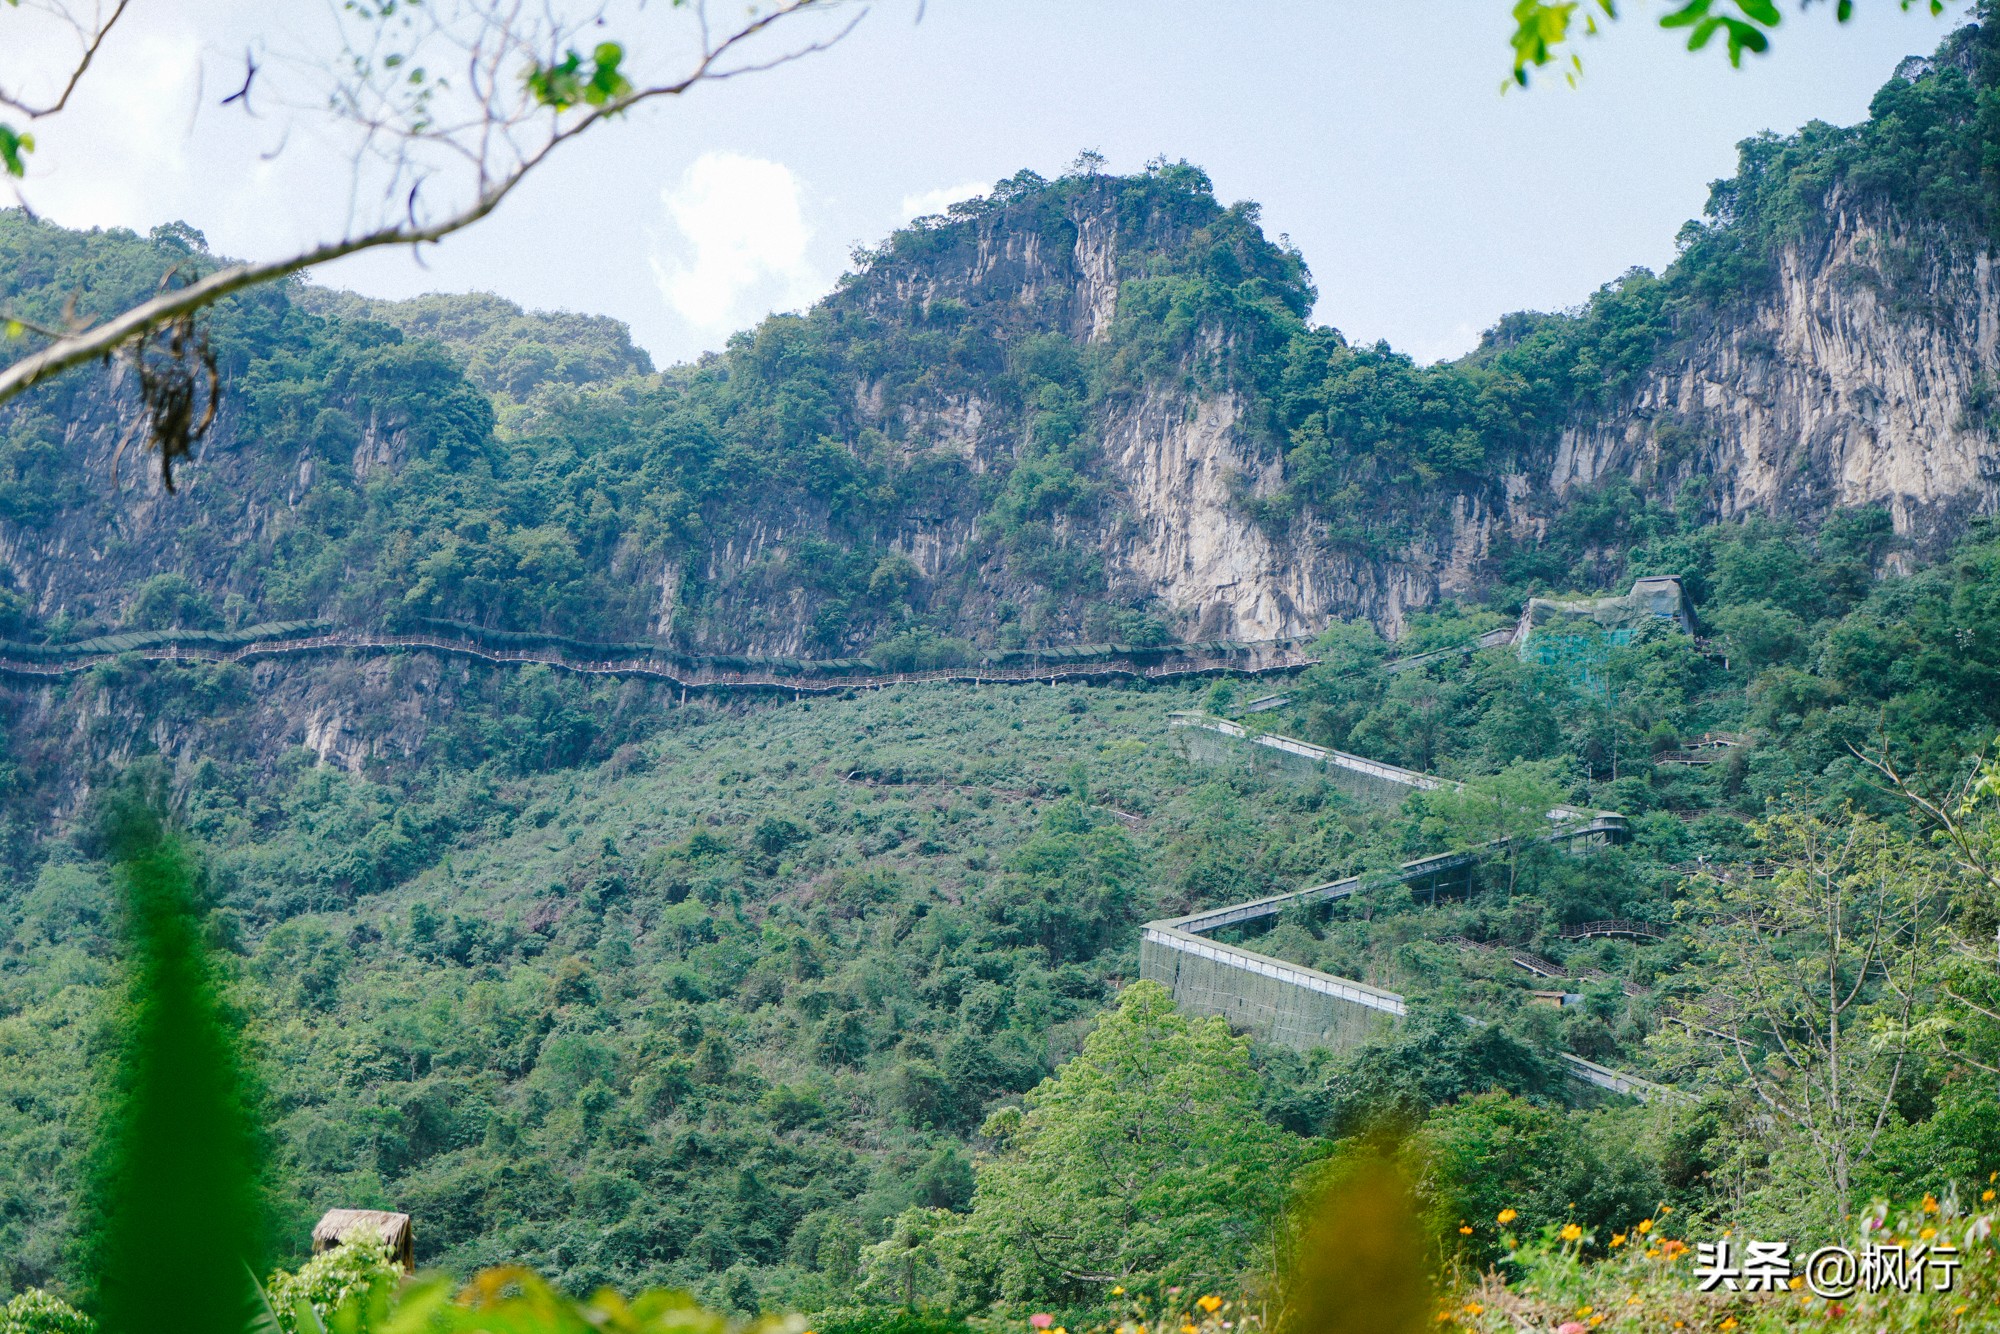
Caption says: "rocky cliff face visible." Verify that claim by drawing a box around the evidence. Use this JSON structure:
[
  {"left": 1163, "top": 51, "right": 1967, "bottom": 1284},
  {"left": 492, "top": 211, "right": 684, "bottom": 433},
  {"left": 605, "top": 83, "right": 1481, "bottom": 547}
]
[
  {"left": 12, "top": 115, "right": 2000, "bottom": 671},
  {"left": 1551, "top": 195, "right": 2000, "bottom": 552}
]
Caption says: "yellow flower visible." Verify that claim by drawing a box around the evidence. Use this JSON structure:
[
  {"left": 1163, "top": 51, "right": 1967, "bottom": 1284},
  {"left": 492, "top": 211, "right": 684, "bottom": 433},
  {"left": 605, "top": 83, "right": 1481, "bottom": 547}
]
[
  {"left": 1181, "top": 1325, "right": 1197, "bottom": 1333},
  {"left": 1720, "top": 1320, "right": 1737, "bottom": 1332},
  {"left": 1923, "top": 1193, "right": 1941, "bottom": 1214},
  {"left": 1112, "top": 1288, "right": 1126, "bottom": 1297},
  {"left": 1461, "top": 1303, "right": 1483, "bottom": 1316},
  {"left": 1788, "top": 1276, "right": 1803, "bottom": 1291},
  {"left": 1660, "top": 1205, "right": 1673, "bottom": 1215},
  {"left": 1921, "top": 1226, "right": 1937, "bottom": 1240},
  {"left": 1610, "top": 1233, "right": 1626, "bottom": 1248},
  {"left": 1458, "top": 1225, "right": 1473, "bottom": 1236},
  {"left": 1497, "top": 1208, "right": 1518, "bottom": 1225},
  {"left": 1637, "top": 1218, "right": 1653, "bottom": 1234},
  {"left": 1576, "top": 1306, "right": 1593, "bottom": 1317},
  {"left": 1984, "top": 1189, "right": 1996, "bottom": 1203},
  {"left": 1197, "top": 1297, "right": 1223, "bottom": 1315},
  {"left": 1560, "top": 1223, "right": 1584, "bottom": 1242},
  {"left": 1625, "top": 1297, "right": 1641, "bottom": 1306}
]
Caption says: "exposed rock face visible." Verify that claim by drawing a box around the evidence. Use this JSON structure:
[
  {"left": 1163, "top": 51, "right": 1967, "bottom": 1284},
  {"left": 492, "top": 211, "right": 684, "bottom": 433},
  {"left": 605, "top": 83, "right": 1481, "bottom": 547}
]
[
  {"left": 820, "top": 184, "right": 2000, "bottom": 643},
  {"left": 12, "top": 172, "right": 2000, "bottom": 665},
  {"left": 1103, "top": 386, "right": 1300, "bottom": 640},
  {"left": 1552, "top": 197, "right": 2000, "bottom": 548}
]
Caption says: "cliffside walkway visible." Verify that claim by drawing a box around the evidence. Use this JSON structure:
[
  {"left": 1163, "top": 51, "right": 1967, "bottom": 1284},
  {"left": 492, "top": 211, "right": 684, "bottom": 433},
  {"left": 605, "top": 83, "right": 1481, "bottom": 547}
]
[
  {"left": 0, "top": 623, "right": 1319, "bottom": 694},
  {"left": 1144, "top": 714, "right": 1671, "bottom": 1102}
]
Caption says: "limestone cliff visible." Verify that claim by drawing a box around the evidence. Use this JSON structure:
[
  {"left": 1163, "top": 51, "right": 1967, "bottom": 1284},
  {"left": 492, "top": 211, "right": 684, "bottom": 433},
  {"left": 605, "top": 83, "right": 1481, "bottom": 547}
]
[{"left": 1551, "top": 194, "right": 2000, "bottom": 551}]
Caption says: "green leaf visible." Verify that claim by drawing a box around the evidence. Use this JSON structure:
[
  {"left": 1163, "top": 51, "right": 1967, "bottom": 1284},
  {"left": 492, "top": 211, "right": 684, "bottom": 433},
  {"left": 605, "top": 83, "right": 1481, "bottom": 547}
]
[
  {"left": 1733, "top": 0, "right": 1782, "bottom": 28},
  {"left": 0, "top": 124, "right": 34, "bottom": 177},
  {"left": 526, "top": 41, "right": 632, "bottom": 111},
  {"left": 1658, "top": 0, "right": 1711, "bottom": 29},
  {"left": 1722, "top": 15, "right": 1770, "bottom": 63},
  {"left": 1508, "top": 0, "right": 1581, "bottom": 86}
]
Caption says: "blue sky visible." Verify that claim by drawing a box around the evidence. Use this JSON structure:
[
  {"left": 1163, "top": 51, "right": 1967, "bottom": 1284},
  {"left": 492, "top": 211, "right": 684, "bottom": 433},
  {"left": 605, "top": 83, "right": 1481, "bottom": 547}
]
[{"left": 4, "top": 1, "right": 1973, "bottom": 366}]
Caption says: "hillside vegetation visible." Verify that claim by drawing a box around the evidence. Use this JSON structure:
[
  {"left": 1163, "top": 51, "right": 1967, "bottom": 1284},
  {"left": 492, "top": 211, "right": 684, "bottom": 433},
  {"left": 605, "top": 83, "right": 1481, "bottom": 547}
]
[
  {"left": 0, "top": 509, "right": 1998, "bottom": 1314},
  {"left": 5, "top": 13, "right": 2000, "bottom": 1330}
]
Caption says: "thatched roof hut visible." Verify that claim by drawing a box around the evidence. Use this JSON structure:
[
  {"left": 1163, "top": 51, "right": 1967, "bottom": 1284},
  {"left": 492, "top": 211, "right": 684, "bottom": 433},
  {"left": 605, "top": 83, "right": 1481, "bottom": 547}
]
[{"left": 311, "top": 1209, "right": 414, "bottom": 1272}]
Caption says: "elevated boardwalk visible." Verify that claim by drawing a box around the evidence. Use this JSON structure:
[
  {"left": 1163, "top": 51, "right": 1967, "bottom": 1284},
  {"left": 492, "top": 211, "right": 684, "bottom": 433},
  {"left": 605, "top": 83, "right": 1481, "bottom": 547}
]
[
  {"left": 0, "top": 625, "right": 1319, "bottom": 695},
  {"left": 1144, "top": 718, "right": 1668, "bottom": 1102}
]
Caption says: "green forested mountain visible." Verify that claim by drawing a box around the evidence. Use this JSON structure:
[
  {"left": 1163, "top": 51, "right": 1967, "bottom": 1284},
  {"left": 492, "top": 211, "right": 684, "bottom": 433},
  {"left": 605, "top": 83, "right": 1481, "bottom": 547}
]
[{"left": 5, "top": 15, "right": 2000, "bottom": 1325}]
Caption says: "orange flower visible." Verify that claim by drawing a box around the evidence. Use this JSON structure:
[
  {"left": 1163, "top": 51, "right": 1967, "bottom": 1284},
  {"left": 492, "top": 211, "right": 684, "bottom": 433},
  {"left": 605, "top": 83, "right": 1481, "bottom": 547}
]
[
  {"left": 1637, "top": 1218, "right": 1653, "bottom": 1234},
  {"left": 1197, "top": 1297, "right": 1223, "bottom": 1315},
  {"left": 1458, "top": 1225, "right": 1473, "bottom": 1236},
  {"left": 1610, "top": 1233, "right": 1626, "bottom": 1248},
  {"left": 1560, "top": 1223, "right": 1584, "bottom": 1242},
  {"left": 1497, "top": 1208, "right": 1518, "bottom": 1225},
  {"left": 1923, "top": 1194, "right": 1941, "bottom": 1214}
]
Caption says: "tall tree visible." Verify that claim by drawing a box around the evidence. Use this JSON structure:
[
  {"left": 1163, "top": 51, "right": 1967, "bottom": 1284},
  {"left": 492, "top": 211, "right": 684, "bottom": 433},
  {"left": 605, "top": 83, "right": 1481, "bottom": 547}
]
[
  {"left": 942, "top": 981, "right": 1315, "bottom": 1306},
  {"left": 1649, "top": 808, "right": 1953, "bottom": 1230},
  {"left": 87, "top": 797, "right": 269, "bottom": 1334}
]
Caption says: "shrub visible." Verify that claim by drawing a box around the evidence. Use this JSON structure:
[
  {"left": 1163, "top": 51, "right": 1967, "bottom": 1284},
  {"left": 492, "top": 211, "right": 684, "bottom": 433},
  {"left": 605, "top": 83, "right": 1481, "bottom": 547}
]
[
  {"left": 811, "top": 1307, "right": 971, "bottom": 1334},
  {"left": 262, "top": 1239, "right": 403, "bottom": 1334},
  {"left": 0, "top": 1290, "right": 94, "bottom": 1334}
]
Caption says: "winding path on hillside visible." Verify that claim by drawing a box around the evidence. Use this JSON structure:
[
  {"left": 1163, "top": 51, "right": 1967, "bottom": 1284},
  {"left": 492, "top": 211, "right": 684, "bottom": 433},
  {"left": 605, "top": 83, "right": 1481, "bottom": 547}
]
[
  {"left": 1145, "top": 714, "right": 1673, "bottom": 1102},
  {"left": 0, "top": 623, "right": 1318, "bottom": 694}
]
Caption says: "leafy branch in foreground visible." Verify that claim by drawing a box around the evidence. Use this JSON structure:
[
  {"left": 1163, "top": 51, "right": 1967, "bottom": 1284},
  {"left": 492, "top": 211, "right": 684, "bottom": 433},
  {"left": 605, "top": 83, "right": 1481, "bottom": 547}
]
[{"left": 1507, "top": 0, "right": 1951, "bottom": 88}]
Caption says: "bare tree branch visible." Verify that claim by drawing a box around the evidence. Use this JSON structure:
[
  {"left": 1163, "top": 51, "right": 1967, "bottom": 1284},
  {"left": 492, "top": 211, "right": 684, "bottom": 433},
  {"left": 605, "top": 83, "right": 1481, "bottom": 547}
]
[
  {"left": 0, "top": 0, "right": 132, "bottom": 120},
  {"left": 0, "top": 0, "right": 858, "bottom": 420}
]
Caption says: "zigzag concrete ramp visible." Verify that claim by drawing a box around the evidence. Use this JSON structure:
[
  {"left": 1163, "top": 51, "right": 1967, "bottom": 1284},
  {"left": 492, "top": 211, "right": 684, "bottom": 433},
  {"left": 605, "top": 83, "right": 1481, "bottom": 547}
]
[{"left": 1146, "top": 716, "right": 1669, "bottom": 1102}]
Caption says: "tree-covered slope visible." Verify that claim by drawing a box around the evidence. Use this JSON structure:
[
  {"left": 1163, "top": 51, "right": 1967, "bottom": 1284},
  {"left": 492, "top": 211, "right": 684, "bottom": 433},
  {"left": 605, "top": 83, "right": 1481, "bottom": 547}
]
[
  {"left": 5, "top": 513, "right": 2000, "bottom": 1308},
  {"left": 11, "top": 15, "right": 2000, "bottom": 1323}
]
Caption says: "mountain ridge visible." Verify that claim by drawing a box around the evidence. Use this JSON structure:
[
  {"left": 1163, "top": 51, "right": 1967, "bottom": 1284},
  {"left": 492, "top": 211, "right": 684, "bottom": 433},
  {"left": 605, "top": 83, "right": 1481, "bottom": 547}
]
[{"left": 2, "top": 26, "right": 1998, "bottom": 668}]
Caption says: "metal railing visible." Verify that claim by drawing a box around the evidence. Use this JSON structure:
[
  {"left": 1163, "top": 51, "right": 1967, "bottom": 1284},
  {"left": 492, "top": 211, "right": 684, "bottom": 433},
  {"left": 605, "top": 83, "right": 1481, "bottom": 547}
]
[
  {"left": 0, "top": 630, "right": 1322, "bottom": 694},
  {"left": 1149, "top": 717, "right": 1673, "bottom": 1102}
]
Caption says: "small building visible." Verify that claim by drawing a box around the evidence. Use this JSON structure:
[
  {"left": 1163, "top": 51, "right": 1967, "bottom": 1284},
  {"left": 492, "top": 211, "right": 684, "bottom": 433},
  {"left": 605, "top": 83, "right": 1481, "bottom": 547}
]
[
  {"left": 1527, "top": 989, "right": 1586, "bottom": 1009},
  {"left": 1515, "top": 575, "right": 1697, "bottom": 686},
  {"left": 312, "top": 1209, "right": 414, "bottom": 1273},
  {"left": 1516, "top": 575, "right": 1696, "bottom": 650}
]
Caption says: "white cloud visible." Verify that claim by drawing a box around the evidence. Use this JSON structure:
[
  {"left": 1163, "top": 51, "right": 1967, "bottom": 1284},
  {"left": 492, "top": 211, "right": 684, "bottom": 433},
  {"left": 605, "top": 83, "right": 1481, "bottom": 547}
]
[
  {"left": 1398, "top": 318, "right": 1485, "bottom": 366},
  {"left": 898, "top": 180, "right": 989, "bottom": 223},
  {"left": 651, "top": 152, "right": 825, "bottom": 333}
]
